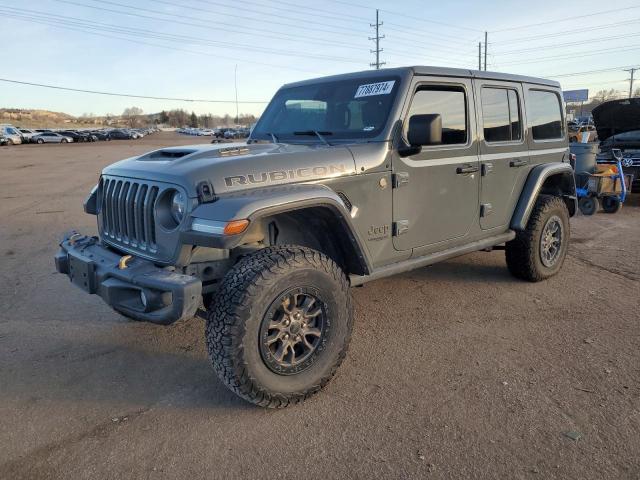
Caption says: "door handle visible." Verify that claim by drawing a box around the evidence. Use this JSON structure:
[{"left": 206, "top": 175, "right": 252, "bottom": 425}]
[
  {"left": 456, "top": 165, "right": 479, "bottom": 174},
  {"left": 510, "top": 158, "right": 529, "bottom": 167}
]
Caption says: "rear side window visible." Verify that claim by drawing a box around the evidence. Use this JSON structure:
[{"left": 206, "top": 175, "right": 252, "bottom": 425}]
[
  {"left": 406, "top": 86, "right": 467, "bottom": 145},
  {"left": 481, "top": 87, "right": 522, "bottom": 142},
  {"left": 529, "top": 90, "right": 563, "bottom": 140}
]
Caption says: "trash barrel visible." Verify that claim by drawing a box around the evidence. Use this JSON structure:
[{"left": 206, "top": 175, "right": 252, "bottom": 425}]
[{"left": 570, "top": 143, "right": 598, "bottom": 175}]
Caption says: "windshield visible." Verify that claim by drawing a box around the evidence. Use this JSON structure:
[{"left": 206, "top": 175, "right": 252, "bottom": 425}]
[{"left": 251, "top": 76, "right": 400, "bottom": 143}]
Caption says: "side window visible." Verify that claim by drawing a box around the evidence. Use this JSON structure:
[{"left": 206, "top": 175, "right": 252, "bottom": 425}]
[
  {"left": 406, "top": 86, "right": 467, "bottom": 145},
  {"left": 529, "top": 90, "right": 563, "bottom": 140},
  {"left": 480, "top": 87, "right": 521, "bottom": 143}
]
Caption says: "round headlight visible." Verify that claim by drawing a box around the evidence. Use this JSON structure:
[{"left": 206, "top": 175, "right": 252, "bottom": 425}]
[{"left": 170, "top": 191, "right": 186, "bottom": 223}]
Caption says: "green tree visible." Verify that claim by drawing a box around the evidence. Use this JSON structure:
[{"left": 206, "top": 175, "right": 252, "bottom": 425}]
[{"left": 190, "top": 111, "right": 198, "bottom": 128}]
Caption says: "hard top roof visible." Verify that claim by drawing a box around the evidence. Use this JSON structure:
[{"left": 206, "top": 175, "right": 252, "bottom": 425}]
[{"left": 283, "top": 66, "right": 560, "bottom": 89}]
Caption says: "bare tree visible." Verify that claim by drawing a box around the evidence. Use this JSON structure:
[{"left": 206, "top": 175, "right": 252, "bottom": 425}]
[{"left": 122, "top": 107, "right": 144, "bottom": 128}]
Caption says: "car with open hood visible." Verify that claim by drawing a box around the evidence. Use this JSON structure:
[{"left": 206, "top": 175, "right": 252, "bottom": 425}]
[{"left": 593, "top": 97, "right": 640, "bottom": 192}]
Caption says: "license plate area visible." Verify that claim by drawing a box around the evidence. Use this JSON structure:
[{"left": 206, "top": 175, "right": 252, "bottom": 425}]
[{"left": 68, "top": 253, "right": 97, "bottom": 293}]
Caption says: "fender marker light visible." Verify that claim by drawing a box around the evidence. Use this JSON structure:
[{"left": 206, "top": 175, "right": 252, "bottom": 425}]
[{"left": 223, "top": 219, "right": 250, "bottom": 235}]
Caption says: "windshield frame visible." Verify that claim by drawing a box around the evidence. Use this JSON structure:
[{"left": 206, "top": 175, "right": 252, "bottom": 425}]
[{"left": 250, "top": 73, "right": 406, "bottom": 145}]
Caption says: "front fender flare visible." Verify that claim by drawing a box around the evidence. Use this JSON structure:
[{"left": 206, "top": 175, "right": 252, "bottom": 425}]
[
  {"left": 181, "top": 184, "right": 372, "bottom": 274},
  {"left": 510, "top": 162, "right": 577, "bottom": 231}
]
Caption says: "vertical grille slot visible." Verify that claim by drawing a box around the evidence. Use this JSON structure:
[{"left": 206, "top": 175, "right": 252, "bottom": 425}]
[{"left": 100, "top": 177, "right": 161, "bottom": 253}]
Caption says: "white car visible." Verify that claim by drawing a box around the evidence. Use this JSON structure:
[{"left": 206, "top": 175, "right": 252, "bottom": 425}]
[
  {"left": 32, "top": 132, "right": 74, "bottom": 144},
  {"left": 18, "top": 128, "right": 37, "bottom": 142}
]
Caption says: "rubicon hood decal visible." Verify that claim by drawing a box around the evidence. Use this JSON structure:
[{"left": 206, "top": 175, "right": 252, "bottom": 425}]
[
  {"left": 103, "top": 142, "right": 357, "bottom": 197},
  {"left": 225, "top": 164, "right": 349, "bottom": 187}
]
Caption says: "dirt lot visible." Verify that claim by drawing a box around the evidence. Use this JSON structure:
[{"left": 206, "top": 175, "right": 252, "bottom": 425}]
[{"left": 0, "top": 133, "right": 638, "bottom": 479}]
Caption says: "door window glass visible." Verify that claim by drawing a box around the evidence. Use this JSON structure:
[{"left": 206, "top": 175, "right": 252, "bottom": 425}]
[
  {"left": 406, "top": 87, "right": 467, "bottom": 145},
  {"left": 529, "top": 90, "right": 563, "bottom": 140},
  {"left": 481, "top": 87, "right": 521, "bottom": 142}
]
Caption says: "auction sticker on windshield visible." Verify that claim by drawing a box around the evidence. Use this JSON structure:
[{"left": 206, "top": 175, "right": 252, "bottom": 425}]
[{"left": 354, "top": 80, "right": 395, "bottom": 98}]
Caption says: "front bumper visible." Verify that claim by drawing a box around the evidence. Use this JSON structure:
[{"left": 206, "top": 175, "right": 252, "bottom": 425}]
[{"left": 54, "top": 232, "right": 202, "bottom": 325}]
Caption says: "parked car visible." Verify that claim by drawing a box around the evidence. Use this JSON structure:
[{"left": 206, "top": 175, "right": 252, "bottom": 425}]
[
  {"left": 0, "top": 124, "right": 23, "bottom": 145},
  {"left": 32, "top": 132, "right": 74, "bottom": 144},
  {"left": 594, "top": 97, "right": 640, "bottom": 192},
  {"left": 54, "top": 66, "right": 576, "bottom": 408},
  {"left": 109, "top": 129, "right": 134, "bottom": 140},
  {"left": 59, "top": 131, "right": 87, "bottom": 143},
  {"left": 91, "top": 130, "right": 112, "bottom": 141},
  {"left": 17, "top": 128, "right": 37, "bottom": 143}
]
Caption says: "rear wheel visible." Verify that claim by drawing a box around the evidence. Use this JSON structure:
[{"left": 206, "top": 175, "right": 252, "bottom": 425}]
[
  {"left": 506, "top": 195, "right": 570, "bottom": 282},
  {"left": 36, "top": 138, "right": 44, "bottom": 144},
  {"left": 578, "top": 196, "right": 598, "bottom": 216},
  {"left": 206, "top": 245, "right": 353, "bottom": 408},
  {"left": 601, "top": 196, "right": 622, "bottom": 214}
]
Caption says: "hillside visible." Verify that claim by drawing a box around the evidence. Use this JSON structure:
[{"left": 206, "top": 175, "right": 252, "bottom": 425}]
[{"left": 0, "top": 108, "right": 126, "bottom": 128}]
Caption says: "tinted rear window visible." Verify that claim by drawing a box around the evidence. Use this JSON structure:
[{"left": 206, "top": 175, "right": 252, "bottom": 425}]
[{"left": 529, "top": 90, "right": 563, "bottom": 140}]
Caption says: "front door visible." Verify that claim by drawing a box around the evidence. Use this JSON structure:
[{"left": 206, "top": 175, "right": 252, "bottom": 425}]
[{"left": 392, "top": 78, "right": 480, "bottom": 251}]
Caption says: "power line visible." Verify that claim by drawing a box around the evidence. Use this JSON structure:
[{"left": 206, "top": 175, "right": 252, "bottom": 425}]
[
  {"left": 52, "top": 0, "right": 370, "bottom": 40},
  {"left": 1, "top": 13, "right": 325, "bottom": 74},
  {"left": 547, "top": 65, "right": 640, "bottom": 78},
  {"left": 491, "top": 4, "right": 640, "bottom": 33},
  {"left": 498, "top": 43, "right": 640, "bottom": 67},
  {"left": 0, "top": 78, "right": 269, "bottom": 103},
  {"left": 369, "top": 9, "right": 385, "bottom": 70},
  {"left": 2, "top": 7, "right": 363, "bottom": 63},
  {"left": 493, "top": 31, "right": 640, "bottom": 55},
  {"left": 490, "top": 18, "right": 640, "bottom": 45}
]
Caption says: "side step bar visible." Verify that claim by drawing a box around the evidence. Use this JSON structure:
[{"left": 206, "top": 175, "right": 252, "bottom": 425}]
[{"left": 349, "top": 231, "right": 516, "bottom": 286}]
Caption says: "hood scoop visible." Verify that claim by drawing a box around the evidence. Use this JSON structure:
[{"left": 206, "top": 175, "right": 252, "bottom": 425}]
[{"left": 139, "top": 149, "right": 197, "bottom": 161}]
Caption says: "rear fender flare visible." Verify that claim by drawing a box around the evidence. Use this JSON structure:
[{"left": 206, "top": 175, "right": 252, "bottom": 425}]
[{"left": 510, "top": 163, "right": 577, "bottom": 231}]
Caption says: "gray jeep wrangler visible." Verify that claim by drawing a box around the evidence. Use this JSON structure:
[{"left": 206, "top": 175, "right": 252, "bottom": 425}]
[{"left": 55, "top": 67, "right": 576, "bottom": 407}]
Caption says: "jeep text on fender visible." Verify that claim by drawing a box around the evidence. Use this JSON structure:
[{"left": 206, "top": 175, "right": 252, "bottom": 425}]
[{"left": 55, "top": 66, "right": 576, "bottom": 407}]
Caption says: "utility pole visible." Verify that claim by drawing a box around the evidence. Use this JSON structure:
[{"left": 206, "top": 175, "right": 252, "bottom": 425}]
[
  {"left": 483, "top": 31, "right": 488, "bottom": 71},
  {"left": 234, "top": 64, "right": 239, "bottom": 125},
  {"left": 478, "top": 42, "right": 482, "bottom": 70},
  {"left": 369, "top": 9, "right": 385, "bottom": 70},
  {"left": 624, "top": 67, "right": 638, "bottom": 98}
]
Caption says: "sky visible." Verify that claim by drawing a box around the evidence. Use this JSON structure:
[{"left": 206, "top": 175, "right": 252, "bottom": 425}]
[{"left": 1, "top": 0, "right": 638, "bottom": 118}]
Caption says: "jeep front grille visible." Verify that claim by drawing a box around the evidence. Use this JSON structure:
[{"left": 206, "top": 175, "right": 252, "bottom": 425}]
[{"left": 100, "top": 177, "right": 159, "bottom": 251}]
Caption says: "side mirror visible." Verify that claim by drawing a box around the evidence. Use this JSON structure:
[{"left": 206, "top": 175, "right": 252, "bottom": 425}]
[{"left": 407, "top": 114, "right": 442, "bottom": 147}]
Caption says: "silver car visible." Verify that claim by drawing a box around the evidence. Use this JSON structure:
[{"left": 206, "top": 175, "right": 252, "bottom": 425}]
[
  {"left": 32, "top": 132, "right": 74, "bottom": 144},
  {"left": 0, "top": 125, "right": 23, "bottom": 145}
]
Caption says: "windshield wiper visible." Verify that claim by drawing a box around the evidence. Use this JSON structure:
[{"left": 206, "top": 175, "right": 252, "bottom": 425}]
[{"left": 293, "top": 130, "right": 332, "bottom": 146}]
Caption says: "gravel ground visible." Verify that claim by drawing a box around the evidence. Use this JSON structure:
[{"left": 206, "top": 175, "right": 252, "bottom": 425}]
[{"left": 0, "top": 133, "right": 638, "bottom": 479}]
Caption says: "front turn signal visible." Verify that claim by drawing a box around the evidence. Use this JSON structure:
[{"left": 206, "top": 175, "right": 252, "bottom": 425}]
[{"left": 224, "top": 219, "right": 250, "bottom": 235}]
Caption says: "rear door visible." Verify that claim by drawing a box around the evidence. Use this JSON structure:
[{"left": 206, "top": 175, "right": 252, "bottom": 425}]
[
  {"left": 392, "top": 77, "right": 480, "bottom": 251},
  {"left": 474, "top": 80, "right": 528, "bottom": 230}
]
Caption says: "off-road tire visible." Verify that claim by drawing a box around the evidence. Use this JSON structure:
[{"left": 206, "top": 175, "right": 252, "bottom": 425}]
[
  {"left": 506, "top": 195, "right": 570, "bottom": 282},
  {"left": 601, "top": 196, "right": 622, "bottom": 214},
  {"left": 206, "top": 245, "right": 353, "bottom": 408}
]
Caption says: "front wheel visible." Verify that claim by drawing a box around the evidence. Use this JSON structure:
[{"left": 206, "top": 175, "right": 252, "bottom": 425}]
[
  {"left": 36, "top": 138, "right": 44, "bottom": 144},
  {"left": 506, "top": 195, "right": 570, "bottom": 282},
  {"left": 61, "top": 139, "right": 68, "bottom": 143},
  {"left": 206, "top": 246, "right": 353, "bottom": 408}
]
